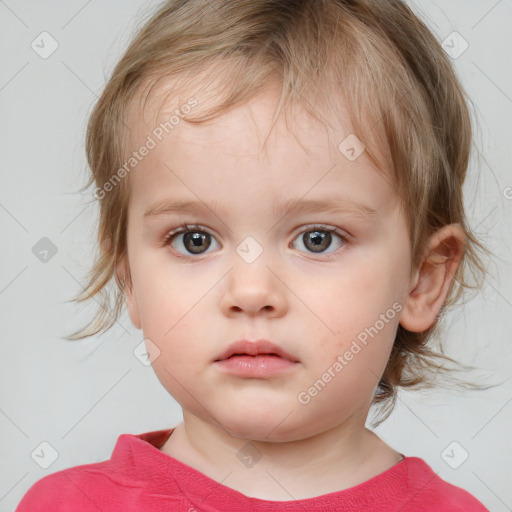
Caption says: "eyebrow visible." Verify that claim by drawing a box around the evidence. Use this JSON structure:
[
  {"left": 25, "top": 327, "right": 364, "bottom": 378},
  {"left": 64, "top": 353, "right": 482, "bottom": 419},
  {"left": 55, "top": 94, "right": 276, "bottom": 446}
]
[{"left": 143, "top": 196, "right": 378, "bottom": 221}]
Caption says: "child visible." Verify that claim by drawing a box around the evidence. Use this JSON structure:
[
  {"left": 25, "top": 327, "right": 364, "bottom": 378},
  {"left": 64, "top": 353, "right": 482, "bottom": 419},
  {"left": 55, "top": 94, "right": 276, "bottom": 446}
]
[{"left": 16, "top": 0, "right": 493, "bottom": 510}]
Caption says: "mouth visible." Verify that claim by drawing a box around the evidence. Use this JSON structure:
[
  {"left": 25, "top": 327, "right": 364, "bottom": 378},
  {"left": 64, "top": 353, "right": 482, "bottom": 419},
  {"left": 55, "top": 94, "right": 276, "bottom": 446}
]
[
  {"left": 213, "top": 339, "right": 299, "bottom": 378},
  {"left": 213, "top": 339, "right": 299, "bottom": 363}
]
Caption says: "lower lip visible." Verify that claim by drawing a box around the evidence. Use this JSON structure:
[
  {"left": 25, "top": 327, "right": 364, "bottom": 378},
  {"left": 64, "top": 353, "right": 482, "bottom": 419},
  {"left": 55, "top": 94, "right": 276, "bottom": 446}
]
[{"left": 214, "top": 355, "right": 298, "bottom": 377}]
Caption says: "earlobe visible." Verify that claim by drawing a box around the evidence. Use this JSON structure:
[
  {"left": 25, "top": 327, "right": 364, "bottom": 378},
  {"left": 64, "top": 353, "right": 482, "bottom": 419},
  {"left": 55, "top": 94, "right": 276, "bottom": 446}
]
[
  {"left": 101, "top": 236, "right": 142, "bottom": 330},
  {"left": 399, "top": 224, "right": 466, "bottom": 333},
  {"left": 116, "top": 258, "right": 142, "bottom": 331},
  {"left": 125, "top": 284, "right": 142, "bottom": 330}
]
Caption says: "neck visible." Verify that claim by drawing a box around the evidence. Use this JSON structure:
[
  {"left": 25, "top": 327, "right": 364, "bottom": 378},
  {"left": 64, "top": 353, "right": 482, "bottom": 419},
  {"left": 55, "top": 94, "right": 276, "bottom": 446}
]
[{"left": 160, "top": 411, "right": 403, "bottom": 501}]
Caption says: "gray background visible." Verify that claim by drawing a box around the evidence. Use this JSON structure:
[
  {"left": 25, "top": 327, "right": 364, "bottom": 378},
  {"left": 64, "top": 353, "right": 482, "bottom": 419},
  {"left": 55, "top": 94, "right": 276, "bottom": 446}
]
[{"left": 1, "top": 0, "right": 511, "bottom": 510}]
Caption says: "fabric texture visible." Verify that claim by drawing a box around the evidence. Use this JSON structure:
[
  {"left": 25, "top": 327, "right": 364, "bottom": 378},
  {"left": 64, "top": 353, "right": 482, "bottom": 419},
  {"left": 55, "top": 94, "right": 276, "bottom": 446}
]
[{"left": 16, "top": 428, "right": 489, "bottom": 511}]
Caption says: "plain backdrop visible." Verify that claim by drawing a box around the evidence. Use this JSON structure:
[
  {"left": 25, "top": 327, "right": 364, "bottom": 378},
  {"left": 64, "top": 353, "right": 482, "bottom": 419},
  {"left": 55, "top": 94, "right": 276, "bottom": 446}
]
[{"left": 0, "top": 0, "right": 511, "bottom": 510}]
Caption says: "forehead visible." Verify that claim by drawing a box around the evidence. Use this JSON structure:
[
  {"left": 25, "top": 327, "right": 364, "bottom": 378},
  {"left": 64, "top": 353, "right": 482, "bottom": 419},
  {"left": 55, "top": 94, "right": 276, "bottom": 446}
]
[{"left": 124, "top": 77, "right": 397, "bottom": 218}]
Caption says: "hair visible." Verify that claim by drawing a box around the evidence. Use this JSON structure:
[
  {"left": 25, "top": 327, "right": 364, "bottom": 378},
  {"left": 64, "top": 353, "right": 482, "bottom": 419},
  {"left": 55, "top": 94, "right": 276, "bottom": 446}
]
[{"left": 65, "top": 0, "right": 498, "bottom": 426}]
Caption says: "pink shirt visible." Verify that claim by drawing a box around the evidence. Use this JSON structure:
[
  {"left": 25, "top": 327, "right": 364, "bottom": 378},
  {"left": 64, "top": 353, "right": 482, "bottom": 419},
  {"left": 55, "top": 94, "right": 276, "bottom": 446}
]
[{"left": 16, "top": 428, "right": 489, "bottom": 511}]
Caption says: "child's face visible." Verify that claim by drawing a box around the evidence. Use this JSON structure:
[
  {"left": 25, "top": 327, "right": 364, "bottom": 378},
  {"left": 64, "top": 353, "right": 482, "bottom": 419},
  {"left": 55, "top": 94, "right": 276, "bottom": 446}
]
[{"left": 122, "top": 83, "right": 414, "bottom": 441}]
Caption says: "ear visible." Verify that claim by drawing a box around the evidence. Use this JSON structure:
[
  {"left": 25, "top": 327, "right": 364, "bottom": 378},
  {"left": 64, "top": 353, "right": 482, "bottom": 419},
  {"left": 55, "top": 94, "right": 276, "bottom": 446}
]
[
  {"left": 399, "top": 224, "right": 466, "bottom": 332},
  {"left": 115, "top": 252, "right": 142, "bottom": 331}
]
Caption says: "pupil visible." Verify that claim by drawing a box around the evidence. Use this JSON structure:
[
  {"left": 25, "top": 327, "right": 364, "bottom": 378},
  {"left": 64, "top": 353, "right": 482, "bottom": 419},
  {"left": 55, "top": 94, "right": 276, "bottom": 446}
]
[
  {"left": 306, "top": 230, "right": 331, "bottom": 252},
  {"left": 185, "top": 232, "right": 210, "bottom": 254},
  {"left": 311, "top": 232, "right": 322, "bottom": 245},
  {"left": 191, "top": 233, "right": 203, "bottom": 246}
]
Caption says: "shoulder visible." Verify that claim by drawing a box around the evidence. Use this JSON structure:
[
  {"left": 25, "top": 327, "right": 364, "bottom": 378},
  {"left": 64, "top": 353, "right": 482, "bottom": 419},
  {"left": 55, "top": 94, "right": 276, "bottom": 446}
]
[
  {"left": 399, "top": 457, "right": 489, "bottom": 512},
  {"left": 15, "top": 468, "right": 94, "bottom": 511},
  {"left": 15, "top": 459, "right": 130, "bottom": 512},
  {"left": 15, "top": 429, "right": 177, "bottom": 512}
]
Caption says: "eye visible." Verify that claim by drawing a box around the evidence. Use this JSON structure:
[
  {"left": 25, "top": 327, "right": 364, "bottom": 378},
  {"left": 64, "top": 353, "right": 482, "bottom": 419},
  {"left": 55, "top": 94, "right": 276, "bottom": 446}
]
[
  {"left": 291, "top": 225, "right": 347, "bottom": 255},
  {"left": 163, "top": 223, "right": 348, "bottom": 258},
  {"left": 163, "top": 224, "right": 220, "bottom": 256}
]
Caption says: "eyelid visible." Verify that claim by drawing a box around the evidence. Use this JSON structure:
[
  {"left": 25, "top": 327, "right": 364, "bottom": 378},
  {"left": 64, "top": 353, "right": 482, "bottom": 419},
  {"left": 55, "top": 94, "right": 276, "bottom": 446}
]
[
  {"left": 291, "top": 224, "right": 349, "bottom": 256},
  {"left": 162, "top": 223, "right": 214, "bottom": 247},
  {"left": 162, "top": 223, "right": 220, "bottom": 260},
  {"left": 164, "top": 223, "right": 209, "bottom": 239},
  {"left": 163, "top": 223, "right": 349, "bottom": 243},
  {"left": 294, "top": 223, "right": 348, "bottom": 240}
]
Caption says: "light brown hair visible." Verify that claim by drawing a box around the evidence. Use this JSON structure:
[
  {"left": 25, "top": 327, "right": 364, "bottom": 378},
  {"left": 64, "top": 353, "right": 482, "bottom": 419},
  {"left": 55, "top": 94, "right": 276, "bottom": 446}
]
[{"left": 66, "top": 0, "right": 496, "bottom": 426}]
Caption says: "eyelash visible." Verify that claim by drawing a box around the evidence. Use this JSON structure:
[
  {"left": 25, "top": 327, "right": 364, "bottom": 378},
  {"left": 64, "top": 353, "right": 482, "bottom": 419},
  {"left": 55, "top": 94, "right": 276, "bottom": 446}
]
[{"left": 163, "top": 223, "right": 349, "bottom": 259}]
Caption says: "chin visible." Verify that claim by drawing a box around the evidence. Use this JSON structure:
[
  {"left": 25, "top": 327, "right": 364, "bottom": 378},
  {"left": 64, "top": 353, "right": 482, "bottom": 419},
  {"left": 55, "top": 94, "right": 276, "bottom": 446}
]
[{"left": 212, "top": 407, "right": 316, "bottom": 443}]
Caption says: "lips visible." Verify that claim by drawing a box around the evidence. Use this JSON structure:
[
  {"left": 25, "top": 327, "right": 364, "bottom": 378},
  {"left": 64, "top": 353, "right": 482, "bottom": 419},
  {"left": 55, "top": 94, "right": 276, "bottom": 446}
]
[{"left": 214, "top": 339, "right": 299, "bottom": 363}]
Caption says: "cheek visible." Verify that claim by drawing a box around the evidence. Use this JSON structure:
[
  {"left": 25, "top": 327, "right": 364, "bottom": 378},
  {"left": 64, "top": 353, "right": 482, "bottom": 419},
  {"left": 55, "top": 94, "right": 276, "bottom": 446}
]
[
  {"left": 133, "top": 279, "right": 208, "bottom": 381},
  {"left": 144, "top": 311, "right": 205, "bottom": 403},
  {"left": 297, "top": 318, "right": 398, "bottom": 422},
  {"left": 301, "top": 249, "right": 400, "bottom": 328},
  {"left": 134, "top": 258, "right": 217, "bottom": 332},
  {"left": 296, "top": 250, "right": 402, "bottom": 376}
]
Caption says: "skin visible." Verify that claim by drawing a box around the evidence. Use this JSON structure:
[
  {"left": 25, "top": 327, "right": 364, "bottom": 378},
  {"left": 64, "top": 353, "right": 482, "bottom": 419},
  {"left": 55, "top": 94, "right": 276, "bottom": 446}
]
[{"left": 117, "top": 81, "right": 465, "bottom": 501}]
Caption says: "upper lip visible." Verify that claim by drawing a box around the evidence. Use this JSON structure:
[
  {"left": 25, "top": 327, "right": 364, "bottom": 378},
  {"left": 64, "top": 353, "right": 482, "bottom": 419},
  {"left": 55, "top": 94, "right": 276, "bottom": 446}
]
[{"left": 214, "top": 339, "right": 299, "bottom": 362}]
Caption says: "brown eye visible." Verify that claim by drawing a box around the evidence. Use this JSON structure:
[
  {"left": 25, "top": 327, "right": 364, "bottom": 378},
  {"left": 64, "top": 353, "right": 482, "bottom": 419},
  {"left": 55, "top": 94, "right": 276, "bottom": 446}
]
[
  {"left": 164, "top": 225, "right": 220, "bottom": 256},
  {"left": 292, "top": 226, "right": 346, "bottom": 255},
  {"left": 182, "top": 231, "right": 212, "bottom": 254}
]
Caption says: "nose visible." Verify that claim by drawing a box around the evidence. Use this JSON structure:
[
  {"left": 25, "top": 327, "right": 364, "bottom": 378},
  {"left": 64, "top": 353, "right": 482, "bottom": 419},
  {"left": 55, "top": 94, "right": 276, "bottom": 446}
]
[{"left": 220, "top": 253, "right": 288, "bottom": 318}]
